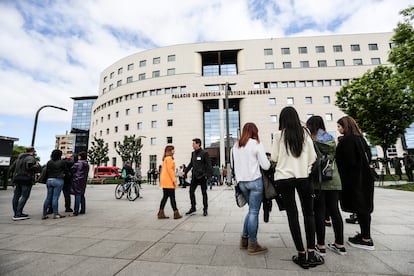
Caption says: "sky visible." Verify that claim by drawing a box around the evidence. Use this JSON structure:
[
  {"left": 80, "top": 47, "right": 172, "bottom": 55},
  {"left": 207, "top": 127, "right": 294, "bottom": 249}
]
[{"left": 0, "top": 0, "right": 412, "bottom": 163}]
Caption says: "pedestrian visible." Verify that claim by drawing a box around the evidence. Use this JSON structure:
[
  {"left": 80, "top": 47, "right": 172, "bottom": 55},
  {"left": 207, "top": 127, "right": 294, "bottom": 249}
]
[
  {"left": 393, "top": 157, "right": 402, "bottom": 181},
  {"left": 157, "top": 145, "right": 182, "bottom": 219},
  {"left": 69, "top": 151, "right": 89, "bottom": 216},
  {"left": 231, "top": 122, "right": 270, "bottom": 255},
  {"left": 336, "top": 116, "right": 375, "bottom": 251},
  {"left": 42, "top": 149, "right": 74, "bottom": 219},
  {"left": 62, "top": 155, "right": 74, "bottom": 213},
  {"left": 182, "top": 138, "right": 213, "bottom": 216},
  {"left": 152, "top": 167, "right": 158, "bottom": 185},
  {"left": 135, "top": 163, "right": 142, "bottom": 188},
  {"left": 402, "top": 153, "right": 413, "bottom": 181},
  {"left": 271, "top": 107, "right": 323, "bottom": 269},
  {"left": 9, "top": 146, "right": 41, "bottom": 221},
  {"left": 306, "top": 115, "right": 346, "bottom": 256},
  {"left": 147, "top": 168, "right": 152, "bottom": 185}
]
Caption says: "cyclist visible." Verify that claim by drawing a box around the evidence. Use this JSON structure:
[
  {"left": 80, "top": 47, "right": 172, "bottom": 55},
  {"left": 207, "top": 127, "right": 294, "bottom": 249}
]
[{"left": 122, "top": 161, "right": 134, "bottom": 189}]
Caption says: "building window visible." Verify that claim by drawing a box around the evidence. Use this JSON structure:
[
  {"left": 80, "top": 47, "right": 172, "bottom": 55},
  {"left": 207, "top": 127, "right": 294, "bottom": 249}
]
[
  {"left": 281, "top": 47, "right": 290, "bottom": 55},
  {"left": 281, "top": 81, "right": 288, "bottom": 88},
  {"left": 107, "top": 114, "right": 110, "bottom": 120},
  {"left": 269, "top": 98, "right": 276, "bottom": 105},
  {"left": 306, "top": 81, "right": 313, "bottom": 87},
  {"left": 305, "top": 97, "right": 312, "bottom": 104},
  {"left": 353, "top": 59, "right": 363, "bottom": 65},
  {"left": 106, "top": 128, "right": 109, "bottom": 135},
  {"left": 140, "top": 60, "right": 147, "bottom": 67},
  {"left": 180, "top": 86, "right": 187, "bottom": 93},
  {"left": 117, "top": 80, "right": 122, "bottom": 87},
  {"left": 167, "top": 119, "right": 173, "bottom": 127},
  {"left": 270, "top": 82, "right": 277, "bottom": 88},
  {"left": 151, "top": 137, "right": 157, "bottom": 145},
  {"left": 298, "top": 81, "right": 305, "bottom": 87},
  {"left": 371, "top": 58, "right": 381, "bottom": 65},
  {"left": 139, "top": 73, "right": 145, "bottom": 80},
  {"left": 152, "top": 70, "right": 160, "bottom": 78},
  {"left": 167, "top": 68, "right": 175, "bottom": 75},
  {"left": 151, "top": 121, "right": 157, "bottom": 128},
  {"left": 351, "top": 44, "right": 360, "bottom": 51},
  {"left": 336, "top": 59, "right": 345, "bottom": 66},
  {"left": 114, "top": 126, "right": 118, "bottom": 133},
  {"left": 300, "top": 61, "right": 309, "bottom": 68},
  {"left": 265, "top": 62, "right": 274, "bottom": 69},
  {"left": 318, "top": 60, "right": 327, "bottom": 67},
  {"left": 110, "top": 72, "right": 114, "bottom": 79},
  {"left": 150, "top": 89, "right": 156, "bottom": 96},
  {"left": 325, "top": 113, "right": 333, "bottom": 121},
  {"left": 283, "top": 62, "right": 292, "bottom": 69},
  {"left": 287, "top": 97, "right": 294, "bottom": 105},
  {"left": 109, "top": 84, "right": 113, "bottom": 91},
  {"left": 99, "top": 130, "right": 102, "bottom": 137},
  {"left": 115, "top": 111, "right": 119, "bottom": 118},
  {"left": 317, "top": 80, "right": 323, "bottom": 87},
  {"left": 152, "top": 104, "right": 158, "bottom": 112},
  {"left": 323, "top": 96, "right": 331, "bottom": 104},
  {"left": 335, "top": 79, "right": 342, "bottom": 86},
  {"left": 167, "top": 103, "right": 173, "bottom": 110},
  {"left": 333, "top": 45, "right": 342, "bottom": 52},
  {"left": 167, "top": 136, "right": 173, "bottom": 144},
  {"left": 138, "top": 106, "right": 143, "bottom": 113},
  {"left": 102, "top": 88, "right": 106, "bottom": 94},
  {"left": 103, "top": 76, "right": 107, "bottom": 83},
  {"left": 264, "top": 48, "right": 273, "bottom": 55},
  {"left": 315, "top": 46, "right": 325, "bottom": 53},
  {"left": 126, "top": 108, "right": 130, "bottom": 115},
  {"left": 324, "top": 80, "right": 331, "bottom": 86},
  {"left": 270, "top": 115, "right": 277, "bottom": 123},
  {"left": 118, "top": 67, "right": 123, "bottom": 74},
  {"left": 125, "top": 124, "right": 129, "bottom": 131},
  {"left": 168, "top": 54, "right": 176, "bottom": 62},
  {"left": 137, "top": 122, "right": 142, "bottom": 129},
  {"left": 153, "top": 57, "right": 160, "bottom": 64},
  {"left": 368, "top": 43, "right": 378, "bottom": 51},
  {"left": 127, "top": 63, "right": 134, "bottom": 70},
  {"left": 298, "top": 47, "right": 308, "bottom": 54},
  {"left": 127, "top": 76, "right": 133, "bottom": 83}
]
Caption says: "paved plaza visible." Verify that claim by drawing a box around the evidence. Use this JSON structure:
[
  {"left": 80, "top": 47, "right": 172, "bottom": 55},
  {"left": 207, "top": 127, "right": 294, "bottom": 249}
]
[{"left": 0, "top": 182, "right": 413, "bottom": 275}]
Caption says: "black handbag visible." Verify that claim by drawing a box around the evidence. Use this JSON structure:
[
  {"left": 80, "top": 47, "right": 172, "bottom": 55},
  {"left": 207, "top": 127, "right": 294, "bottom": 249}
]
[
  {"left": 235, "top": 183, "right": 247, "bottom": 207},
  {"left": 36, "top": 166, "right": 48, "bottom": 184}
]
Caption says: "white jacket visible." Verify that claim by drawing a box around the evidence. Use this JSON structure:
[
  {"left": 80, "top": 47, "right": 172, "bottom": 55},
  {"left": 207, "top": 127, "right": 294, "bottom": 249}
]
[
  {"left": 271, "top": 130, "right": 316, "bottom": 179},
  {"left": 231, "top": 138, "right": 270, "bottom": 182}
]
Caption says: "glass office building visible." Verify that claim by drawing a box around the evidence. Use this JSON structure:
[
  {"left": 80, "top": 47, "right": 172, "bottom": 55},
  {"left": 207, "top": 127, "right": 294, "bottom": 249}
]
[{"left": 71, "top": 96, "right": 97, "bottom": 154}]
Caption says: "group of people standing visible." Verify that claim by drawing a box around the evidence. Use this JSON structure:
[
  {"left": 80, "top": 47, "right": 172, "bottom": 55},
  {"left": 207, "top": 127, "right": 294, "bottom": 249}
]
[
  {"left": 231, "top": 106, "right": 376, "bottom": 269},
  {"left": 9, "top": 148, "right": 89, "bottom": 220}
]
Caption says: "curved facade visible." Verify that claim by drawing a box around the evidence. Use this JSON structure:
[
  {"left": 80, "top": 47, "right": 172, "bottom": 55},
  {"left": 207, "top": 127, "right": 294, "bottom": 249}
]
[{"left": 91, "top": 32, "right": 394, "bottom": 171}]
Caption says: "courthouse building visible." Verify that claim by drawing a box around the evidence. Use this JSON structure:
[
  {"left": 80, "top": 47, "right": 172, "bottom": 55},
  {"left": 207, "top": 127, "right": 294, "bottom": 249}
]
[{"left": 90, "top": 32, "right": 400, "bottom": 171}]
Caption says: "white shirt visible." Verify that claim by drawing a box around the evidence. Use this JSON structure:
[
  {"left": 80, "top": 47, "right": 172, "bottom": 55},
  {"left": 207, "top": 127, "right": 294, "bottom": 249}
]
[
  {"left": 271, "top": 130, "right": 316, "bottom": 179},
  {"left": 231, "top": 138, "right": 270, "bottom": 182}
]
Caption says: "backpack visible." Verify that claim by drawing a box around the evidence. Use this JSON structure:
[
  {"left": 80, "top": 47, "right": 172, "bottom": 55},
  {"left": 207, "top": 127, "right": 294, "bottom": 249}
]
[
  {"left": 121, "top": 168, "right": 127, "bottom": 179},
  {"left": 310, "top": 141, "right": 333, "bottom": 184}
]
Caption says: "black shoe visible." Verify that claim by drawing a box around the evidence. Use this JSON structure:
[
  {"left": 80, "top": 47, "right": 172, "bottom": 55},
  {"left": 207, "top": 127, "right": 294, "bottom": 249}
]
[
  {"left": 185, "top": 208, "right": 196, "bottom": 215},
  {"left": 307, "top": 250, "right": 324, "bottom": 267},
  {"left": 203, "top": 210, "right": 208, "bottom": 216},
  {"left": 65, "top": 208, "right": 73, "bottom": 212},
  {"left": 292, "top": 253, "right": 309, "bottom": 269},
  {"left": 345, "top": 217, "right": 358, "bottom": 224}
]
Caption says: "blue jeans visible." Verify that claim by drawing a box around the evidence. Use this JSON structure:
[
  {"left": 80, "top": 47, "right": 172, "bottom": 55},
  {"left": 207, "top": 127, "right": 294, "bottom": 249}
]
[
  {"left": 12, "top": 184, "right": 32, "bottom": 216},
  {"left": 43, "top": 178, "right": 64, "bottom": 216},
  {"left": 239, "top": 177, "right": 263, "bottom": 242},
  {"left": 74, "top": 194, "right": 85, "bottom": 215}
]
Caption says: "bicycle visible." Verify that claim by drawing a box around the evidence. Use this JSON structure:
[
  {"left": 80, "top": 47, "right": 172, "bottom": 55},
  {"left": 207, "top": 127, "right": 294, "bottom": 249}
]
[{"left": 115, "top": 175, "right": 140, "bottom": 201}]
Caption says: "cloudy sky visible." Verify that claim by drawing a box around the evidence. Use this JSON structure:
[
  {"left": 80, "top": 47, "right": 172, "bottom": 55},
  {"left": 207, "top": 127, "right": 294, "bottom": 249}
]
[{"left": 0, "top": 0, "right": 411, "bottom": 163}]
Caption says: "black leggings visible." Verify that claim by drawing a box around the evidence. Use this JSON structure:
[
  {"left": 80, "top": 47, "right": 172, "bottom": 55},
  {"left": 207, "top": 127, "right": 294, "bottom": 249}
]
[
  {"left": 277, "top": 178, "right": 315, "bottom": 252},
  {"left": 160, "top": 188, "right": 177, "bottom": 211},
  {"left": 314, "top": 190, "right": 344, "bottom": 245},
  {"left": 356, "top": 212, "right": 372, "bottom": 239}
]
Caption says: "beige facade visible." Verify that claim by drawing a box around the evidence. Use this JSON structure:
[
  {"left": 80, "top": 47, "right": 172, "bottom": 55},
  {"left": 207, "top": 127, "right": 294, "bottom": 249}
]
[
  {"left": 55, "top": 133, "right": 75, "bottom": 158},
  {"left": 91, "top": 32, "right": 399, "bottom": 172}
]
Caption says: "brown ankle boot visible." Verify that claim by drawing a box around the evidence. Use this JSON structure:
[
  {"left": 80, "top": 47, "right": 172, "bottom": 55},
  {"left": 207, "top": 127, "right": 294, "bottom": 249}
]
[
  {"left": 157, "top": 209, "right": 169, "bottom": 219},
  {"left": 173, "top": 210, "right": 182, "bottom": 219},
  {"left": 240, "top": 236, "right": 248, "bottom": 249},
  {"left": 247, "top": 240, "right": 268, "bottom": 255}
]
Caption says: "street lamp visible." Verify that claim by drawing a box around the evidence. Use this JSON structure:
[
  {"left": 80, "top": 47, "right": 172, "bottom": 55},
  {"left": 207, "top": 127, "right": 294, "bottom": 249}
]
[{"left": 31, "top": 105, "right": 68, "bottom": 147}]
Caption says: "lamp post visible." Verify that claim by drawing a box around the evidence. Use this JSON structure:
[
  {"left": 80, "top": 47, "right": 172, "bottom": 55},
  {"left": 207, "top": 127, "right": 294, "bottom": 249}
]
[{"left": 31, "top": 105, "right": 68, "bottom": 147}]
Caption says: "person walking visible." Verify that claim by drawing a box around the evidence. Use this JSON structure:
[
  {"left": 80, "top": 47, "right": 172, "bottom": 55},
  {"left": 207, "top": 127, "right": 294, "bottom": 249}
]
[
  {"left": 306, "top": 115, "right": 346, "bottom": 256},
  {"left": 403, "top": 153, "right": 413, "bottom": 182},
  {"left": 271, "top": 107, "right": 323, "bottom": 269},
  {"left": 231, "top": 122, "right": 270, "bottom": 255},
  {"left": 9, "top": 146, "right": 41, "bottom": 221},
  {"left": 135, "top": 163, "right": 142, "bottom": 189},
  {"left": 393, "top": 157, "right": 403, "bottom": 181},
  {"left": 42, "top": 149, "right": 74, "bottom": 219},
  {"left": 182, "top": 138, "right": 213, "bottom": 216},
  {"left": 157, "top": 145, "right": 182, "bottom": 219},
  {"left": 69, "top": 151, "right": 89, "bottom": 216},
  {"left": 336, "top": 116, "right": 375, "bottom": 251}
]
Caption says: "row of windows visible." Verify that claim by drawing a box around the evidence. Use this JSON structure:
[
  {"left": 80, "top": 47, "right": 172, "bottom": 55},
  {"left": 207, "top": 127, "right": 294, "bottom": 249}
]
[
  {"left": 263, "top": 43, "right": 381, "bottom": 56},
  {"left": 103, "top": 55, "right": 176, "bottom": 83},
  {"left": 255, "top": 78, "right": 350, "bottom": 89},
  {"left": 264, "top": 57, "right": 381, "bottom": 69}
]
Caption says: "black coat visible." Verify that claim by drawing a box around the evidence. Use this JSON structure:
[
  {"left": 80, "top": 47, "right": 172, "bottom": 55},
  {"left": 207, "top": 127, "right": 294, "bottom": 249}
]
[{"left": 336, "top": 135, "right": 374, "bottom": 214}]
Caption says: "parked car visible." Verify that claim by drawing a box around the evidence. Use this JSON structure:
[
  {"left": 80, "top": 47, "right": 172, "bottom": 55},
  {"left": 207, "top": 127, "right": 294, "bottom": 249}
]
[{"left": 94, "top": 166, "right": 121, "bottom": 179}]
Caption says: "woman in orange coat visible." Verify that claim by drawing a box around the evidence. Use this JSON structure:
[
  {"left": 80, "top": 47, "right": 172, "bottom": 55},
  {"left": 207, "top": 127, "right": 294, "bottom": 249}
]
[{"left": 157, "top": 145, "right": 182, "bottom": 219}]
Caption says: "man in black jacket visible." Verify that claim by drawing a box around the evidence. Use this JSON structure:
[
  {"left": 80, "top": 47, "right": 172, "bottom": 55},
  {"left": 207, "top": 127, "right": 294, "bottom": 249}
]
[
  {"left": 183, "top": 138, "right": 212, "bottom": 216},
  {"left": 9, "top": 147, "right": 41, "bottom": 221}
]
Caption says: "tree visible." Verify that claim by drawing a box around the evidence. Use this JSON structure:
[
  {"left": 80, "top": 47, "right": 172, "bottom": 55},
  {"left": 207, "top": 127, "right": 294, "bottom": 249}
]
[
  {"left": 115, "top": 135, "right": 144, "bottom": 167},
  {"left": 87, "top": 136, "right": 109, "bottom": 166},
  {"left": 11, "top": 145, "right": 27, "bottom": 165},
  {"left": 388, "top": 6, "right": 414, "bottom": 91},
  {"left": 336, "top": 65, "right": 414, "bottom": 173}
]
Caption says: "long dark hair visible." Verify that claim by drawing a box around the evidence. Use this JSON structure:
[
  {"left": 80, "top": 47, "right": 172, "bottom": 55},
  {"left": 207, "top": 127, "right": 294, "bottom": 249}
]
[
  {"left": 238, "top": 122, "right": 260, "bottom": 147},
  {"left": 337, "top": 116, "right": 363, "bottom": 136},
  {"left": 279, "top": 106, "right": 304, "bottom": 157},
  {"left": 162, "top": 145, "right": 175, "bottom": 161},
  {"left": 50, "top": 149, "right": 62, "bottom": 161},
  {"left": 306, "top": 115, "right": 326, "bottom": 136}
]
